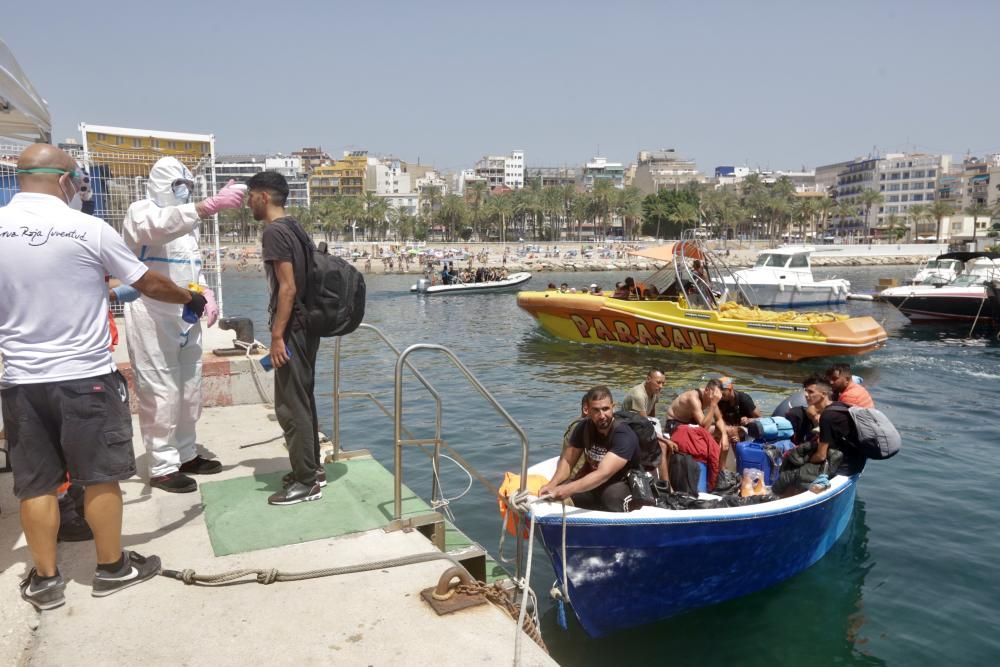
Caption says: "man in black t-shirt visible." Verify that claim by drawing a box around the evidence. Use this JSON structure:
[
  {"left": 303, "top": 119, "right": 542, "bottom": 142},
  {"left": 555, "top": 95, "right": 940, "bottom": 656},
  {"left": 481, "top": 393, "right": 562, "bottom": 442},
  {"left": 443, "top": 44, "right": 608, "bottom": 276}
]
[
  {"left": 717, "top": 376, "right": 760, "bottom": 443},
  {"left": 249, "top": 171, "right": 324, "bottom": 506},
  {"left": 539, "top": 386, "right": 640, "bottom": 512}
]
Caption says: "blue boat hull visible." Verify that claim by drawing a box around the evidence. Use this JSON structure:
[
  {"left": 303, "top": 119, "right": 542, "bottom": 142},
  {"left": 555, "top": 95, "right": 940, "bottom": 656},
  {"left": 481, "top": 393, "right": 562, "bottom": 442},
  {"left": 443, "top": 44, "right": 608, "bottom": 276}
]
[{"left": 533, "top": 476, "right": 857, "bottom": 637}]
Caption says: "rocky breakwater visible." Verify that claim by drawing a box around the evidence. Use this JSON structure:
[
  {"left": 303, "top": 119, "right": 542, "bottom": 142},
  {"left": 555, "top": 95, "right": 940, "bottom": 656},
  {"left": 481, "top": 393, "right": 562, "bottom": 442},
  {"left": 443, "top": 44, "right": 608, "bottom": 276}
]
[{"left": 809, "top": 254, "right": 930, "bottom": 267}]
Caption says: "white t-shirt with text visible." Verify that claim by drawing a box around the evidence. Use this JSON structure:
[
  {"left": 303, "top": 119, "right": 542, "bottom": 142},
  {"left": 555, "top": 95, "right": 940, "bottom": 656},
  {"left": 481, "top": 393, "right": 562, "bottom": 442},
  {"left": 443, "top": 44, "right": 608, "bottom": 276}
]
[{"left": 0, "top": 193, "right": 148, "bottom": 385}]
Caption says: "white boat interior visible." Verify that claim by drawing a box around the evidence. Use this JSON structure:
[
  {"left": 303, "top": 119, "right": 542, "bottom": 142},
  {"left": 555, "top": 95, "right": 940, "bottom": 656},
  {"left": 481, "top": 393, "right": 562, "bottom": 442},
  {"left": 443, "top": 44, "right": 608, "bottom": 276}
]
[{"left": 726, "top": 246, "right": 850, "bottom": 307}]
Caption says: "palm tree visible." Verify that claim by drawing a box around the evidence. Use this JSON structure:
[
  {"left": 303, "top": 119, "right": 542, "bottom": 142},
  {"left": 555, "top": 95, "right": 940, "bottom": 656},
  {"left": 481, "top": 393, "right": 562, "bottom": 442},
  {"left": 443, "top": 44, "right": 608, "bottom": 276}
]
[
  {"left": 487, "top": 192, "right": 514, "bottom": 244},
  {"left": 834, "top": 200, "right": 856, "bottom": 238},
  {"left": 361, "top": 192, "right": 390, "bottom": 240},
  {"left": 436, "top": 195, "right": 468, "bottom": 241},
  {"left": 570, "top": 194, "right": 591, "bottom": 243},
  {"left": 859, "top": 188, "right": 884, "bottom": 242},
  {"left": 466, "top": 181, "right": 488, "bottom": 240},
  {"left": 964, "top": 202, "right": 991, "bottom": 246},
  {"left": 815, "top": 197, "right": 836, "bottom": 242},
  {"left": 885, "top": 214, "right": 906, "bottom": 241},
  {"left": 420, "top": 184, "right": 443, "bottom": 220},
  {"left": 928, "top": 199, "right": 955, "bottom": 242},
  {"left": 669, "top": 201, "right": 699, "bottom": 239},
  {"left": 614, "top": 187, "right": 643, "bottom": 240},
  {"left": 343, "top": 196, "right": 365, "bottom": 242},
  {"left": 591, "top": 179, "right": 616, "bottom": 242},
  {"left": 907, "top": 204, "right": 930, "bottom": 243},
  {"left": 541, "top": 186, "right": 564, "bottom": 241},
  {"left": 792, "top": 197, "right": 817, "bottom": 244}
]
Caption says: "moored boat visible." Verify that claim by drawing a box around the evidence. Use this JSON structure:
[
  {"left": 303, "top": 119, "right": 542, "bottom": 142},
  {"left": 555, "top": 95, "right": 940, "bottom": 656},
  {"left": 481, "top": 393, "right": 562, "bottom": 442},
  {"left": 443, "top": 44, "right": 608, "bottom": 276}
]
[
  {"left": 726, "top": 245, "right": 850, "bottom": 307},
  {"left": 523, "top": 456, "right": 858, "bottom": 638},
  {"left": 879, "top": 252, "right": 1000, "bottom": 322},
  {"left": 516, "top": 241, "right": 886, "bottom": 361},
  {"left": 410, "top": 271, "right": 532, "bottom": 295}
]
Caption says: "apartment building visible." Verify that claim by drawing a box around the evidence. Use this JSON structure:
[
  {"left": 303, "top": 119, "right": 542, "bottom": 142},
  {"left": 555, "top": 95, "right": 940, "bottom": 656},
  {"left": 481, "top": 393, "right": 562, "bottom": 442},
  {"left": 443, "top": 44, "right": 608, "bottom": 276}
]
[
  {"left": 474, "top": 150, "right": 524, "bottom": 189},
  {"left": 630, "top": 149, "right": 701, "bottom": 195},
  {"left": 582, "top": 156, "right": 624, "bottom": 190},
  {"left": 309, "top": 151, "right": 369, "bottom": 200}
]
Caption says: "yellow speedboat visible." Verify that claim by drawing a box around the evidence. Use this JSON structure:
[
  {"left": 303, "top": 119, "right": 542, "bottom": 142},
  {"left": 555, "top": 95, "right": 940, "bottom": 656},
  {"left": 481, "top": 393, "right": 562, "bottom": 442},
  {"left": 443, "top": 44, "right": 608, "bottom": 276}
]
[{"left": 517, "top": 242, "right": 887, "bottom": 362}]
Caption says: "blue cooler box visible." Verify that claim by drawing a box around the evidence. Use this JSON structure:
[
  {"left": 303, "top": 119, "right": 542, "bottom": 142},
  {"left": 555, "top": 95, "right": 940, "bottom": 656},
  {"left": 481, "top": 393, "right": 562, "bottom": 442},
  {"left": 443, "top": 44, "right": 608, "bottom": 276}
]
[{"left": 734, "top": 439, "right": 795, "bottom": 486}]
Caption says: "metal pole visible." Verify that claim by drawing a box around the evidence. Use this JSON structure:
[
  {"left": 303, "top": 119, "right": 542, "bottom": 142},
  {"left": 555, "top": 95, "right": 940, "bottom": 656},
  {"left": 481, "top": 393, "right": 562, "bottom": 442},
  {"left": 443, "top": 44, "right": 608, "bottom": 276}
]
[
  {"left": 393, "top": 349, "right": 405, "bottom": 520},
  {"left": 332, "top": 336, "right": 342, "bottom": 459}
]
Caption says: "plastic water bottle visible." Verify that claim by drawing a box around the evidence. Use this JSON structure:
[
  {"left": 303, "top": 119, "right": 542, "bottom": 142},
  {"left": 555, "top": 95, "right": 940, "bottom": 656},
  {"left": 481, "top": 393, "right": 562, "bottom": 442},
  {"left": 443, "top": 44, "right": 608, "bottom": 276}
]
[
  {"left": 182, "top": 283, "right": 203, "bottom": 324},
  {"left": 259, "top": 346, "right": 292, "bottom": 372}
]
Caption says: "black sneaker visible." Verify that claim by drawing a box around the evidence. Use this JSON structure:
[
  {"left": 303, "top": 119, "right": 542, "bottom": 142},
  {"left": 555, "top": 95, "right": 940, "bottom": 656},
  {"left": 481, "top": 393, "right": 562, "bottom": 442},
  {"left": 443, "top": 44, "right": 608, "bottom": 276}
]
[
  {"left": 178, "top": 455, "right": 223, "bottom": 475},
  {"left": 268, "top": 481, "right": 322, "bottom": 506},
  {"left": 92, "top": 550, "right": 162, "bottom": 598},
  {"left": 150, "top": 472, "right": 197, "bottom": 493},
  {"left": 281, "top": 469, "right": 327, "bottom": 488},
  {"left": 20, "top": 568, "right": 66, "bottom": 610}
]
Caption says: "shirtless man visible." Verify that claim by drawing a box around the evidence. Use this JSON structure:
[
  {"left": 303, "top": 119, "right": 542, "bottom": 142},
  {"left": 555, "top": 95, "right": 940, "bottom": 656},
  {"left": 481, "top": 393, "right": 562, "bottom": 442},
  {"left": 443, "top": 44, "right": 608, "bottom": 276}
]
[{"left": 666, "top": 379, "right": 730, "bottom": 462}]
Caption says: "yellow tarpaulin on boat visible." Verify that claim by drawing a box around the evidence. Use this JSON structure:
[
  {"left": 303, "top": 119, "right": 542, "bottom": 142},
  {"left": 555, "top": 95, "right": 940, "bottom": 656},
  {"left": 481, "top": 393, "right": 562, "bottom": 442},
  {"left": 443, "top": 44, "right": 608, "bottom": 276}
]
[
  {"left": 497, "top": 471, "right": 549, "bottom": 538},
  {"left": 718, "top": 301, "right": 847, "bottom": 323}
]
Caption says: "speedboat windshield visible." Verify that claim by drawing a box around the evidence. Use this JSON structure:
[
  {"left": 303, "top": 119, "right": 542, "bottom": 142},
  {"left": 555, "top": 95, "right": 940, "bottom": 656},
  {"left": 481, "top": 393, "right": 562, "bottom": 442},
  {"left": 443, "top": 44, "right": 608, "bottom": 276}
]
[
  {"left": 951, "top": 274, "right": 988, "bottom": 287},
  {"left": 754, "top": 253, "right": 783, "bottom": 268}
]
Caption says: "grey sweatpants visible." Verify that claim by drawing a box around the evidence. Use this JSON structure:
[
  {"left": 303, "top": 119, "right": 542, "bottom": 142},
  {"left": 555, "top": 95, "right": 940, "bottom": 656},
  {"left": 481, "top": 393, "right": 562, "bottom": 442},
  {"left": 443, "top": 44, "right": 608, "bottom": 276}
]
[{"left": 274, "top": 327, "right": 321, "bottom": 485}]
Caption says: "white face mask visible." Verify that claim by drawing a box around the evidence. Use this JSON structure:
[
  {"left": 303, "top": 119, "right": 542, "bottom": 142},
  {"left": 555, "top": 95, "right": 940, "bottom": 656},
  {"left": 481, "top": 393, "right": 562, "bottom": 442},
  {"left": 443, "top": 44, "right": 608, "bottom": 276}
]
[{"left": 69, "top": 193, "right": 83, "bottom": 211}]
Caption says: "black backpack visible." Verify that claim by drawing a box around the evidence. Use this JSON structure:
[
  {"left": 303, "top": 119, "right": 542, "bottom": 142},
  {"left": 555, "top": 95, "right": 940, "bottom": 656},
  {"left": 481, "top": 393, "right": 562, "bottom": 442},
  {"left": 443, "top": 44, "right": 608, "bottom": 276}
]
[
  {"left": 280, "top": 219, "right": 366, "bottom": 337},
  {"left": 614, "top": 410, "right": 661, "bottom": 469}
]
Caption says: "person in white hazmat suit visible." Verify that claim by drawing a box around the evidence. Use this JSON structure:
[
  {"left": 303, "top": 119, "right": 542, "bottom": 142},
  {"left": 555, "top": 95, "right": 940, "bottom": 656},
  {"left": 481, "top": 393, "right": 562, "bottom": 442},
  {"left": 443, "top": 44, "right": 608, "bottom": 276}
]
[{"left": 121, "top": 157, "right": 245, "bottom": 493}]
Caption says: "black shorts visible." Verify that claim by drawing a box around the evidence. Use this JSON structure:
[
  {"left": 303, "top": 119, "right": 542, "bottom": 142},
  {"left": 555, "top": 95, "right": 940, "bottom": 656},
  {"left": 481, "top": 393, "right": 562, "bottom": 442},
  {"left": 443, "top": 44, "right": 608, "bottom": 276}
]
[{"left": 1, "top": 371, "right": 135, "bottom": 499}]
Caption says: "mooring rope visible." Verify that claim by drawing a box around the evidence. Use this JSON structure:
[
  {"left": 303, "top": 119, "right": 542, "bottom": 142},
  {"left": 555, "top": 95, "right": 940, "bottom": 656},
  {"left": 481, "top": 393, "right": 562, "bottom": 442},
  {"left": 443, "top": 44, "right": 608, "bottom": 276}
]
[{"left": 161, "top": 550, "right": 457, "bottom": 585}]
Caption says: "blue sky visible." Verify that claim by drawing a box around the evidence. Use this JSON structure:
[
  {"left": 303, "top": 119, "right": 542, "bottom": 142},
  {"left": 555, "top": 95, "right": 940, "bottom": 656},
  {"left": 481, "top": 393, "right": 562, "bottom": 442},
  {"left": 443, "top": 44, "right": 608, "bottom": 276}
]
[{"left": 6, "top": 0, "right": 999, "bottom": 174}]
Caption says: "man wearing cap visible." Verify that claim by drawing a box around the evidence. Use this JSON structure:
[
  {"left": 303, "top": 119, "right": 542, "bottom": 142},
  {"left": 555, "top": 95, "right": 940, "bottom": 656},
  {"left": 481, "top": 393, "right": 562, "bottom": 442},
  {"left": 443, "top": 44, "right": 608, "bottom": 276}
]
[{"left": 717, "top": 376, "right": 761, "bottom": 444}]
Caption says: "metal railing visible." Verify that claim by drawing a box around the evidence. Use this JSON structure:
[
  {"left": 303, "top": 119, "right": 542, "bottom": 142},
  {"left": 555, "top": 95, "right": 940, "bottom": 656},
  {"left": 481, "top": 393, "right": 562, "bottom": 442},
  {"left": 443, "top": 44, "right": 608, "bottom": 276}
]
[
  {"left": 331, "top": 324, "right": 529, "bottom": 522},
  {"left": 393, "top": 344, "right": 529, "bottom": 522}
]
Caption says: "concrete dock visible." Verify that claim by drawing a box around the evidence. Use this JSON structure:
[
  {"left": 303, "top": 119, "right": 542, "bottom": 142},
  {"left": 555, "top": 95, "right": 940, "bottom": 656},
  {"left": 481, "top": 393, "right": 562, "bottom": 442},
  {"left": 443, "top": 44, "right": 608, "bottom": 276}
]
[{"left": 0, "top": 326, "right": 555, "bottom": 666}]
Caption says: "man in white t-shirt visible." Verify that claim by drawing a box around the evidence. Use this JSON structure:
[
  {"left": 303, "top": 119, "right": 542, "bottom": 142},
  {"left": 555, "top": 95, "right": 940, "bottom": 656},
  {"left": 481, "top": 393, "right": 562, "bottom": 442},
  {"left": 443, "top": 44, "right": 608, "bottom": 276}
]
[{"left": 0, "top": 144, "right": 206, "bottom": 611}]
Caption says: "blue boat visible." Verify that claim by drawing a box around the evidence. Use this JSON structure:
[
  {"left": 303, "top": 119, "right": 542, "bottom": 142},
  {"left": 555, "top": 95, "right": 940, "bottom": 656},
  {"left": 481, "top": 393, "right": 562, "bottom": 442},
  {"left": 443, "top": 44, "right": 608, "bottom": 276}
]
[{"left": 525, "top": 457, "right": 858, "bottom": 638}]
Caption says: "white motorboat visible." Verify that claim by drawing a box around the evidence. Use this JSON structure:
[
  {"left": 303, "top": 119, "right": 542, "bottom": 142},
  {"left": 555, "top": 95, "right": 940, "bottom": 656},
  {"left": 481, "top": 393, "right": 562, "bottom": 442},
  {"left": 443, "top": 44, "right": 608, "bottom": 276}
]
[
  {"left": 908, "top": 256, "right": 964, "bottom": 286},
  {"left": 879, "top": 252, "right": 1000, "bottom": 322},
  {"left": 410, "top": 271, "right": 532, "bottom": 295},
  {"left": 725, "top": 246, "right": 850, "bottom": 308}
]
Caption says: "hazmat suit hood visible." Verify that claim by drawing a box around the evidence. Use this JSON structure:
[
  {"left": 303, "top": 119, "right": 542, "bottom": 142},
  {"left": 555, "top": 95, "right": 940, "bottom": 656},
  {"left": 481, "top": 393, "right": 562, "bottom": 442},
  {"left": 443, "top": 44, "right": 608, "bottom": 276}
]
[{"left": 146, "top": 156, "right": 194, "bottom": 207}]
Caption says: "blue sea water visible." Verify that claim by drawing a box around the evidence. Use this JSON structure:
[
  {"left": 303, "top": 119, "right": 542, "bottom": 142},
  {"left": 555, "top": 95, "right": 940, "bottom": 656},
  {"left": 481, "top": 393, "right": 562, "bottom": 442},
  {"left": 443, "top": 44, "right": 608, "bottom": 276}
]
[{"left": 222, "top": 264, "right": 1000, "bottom": 666}]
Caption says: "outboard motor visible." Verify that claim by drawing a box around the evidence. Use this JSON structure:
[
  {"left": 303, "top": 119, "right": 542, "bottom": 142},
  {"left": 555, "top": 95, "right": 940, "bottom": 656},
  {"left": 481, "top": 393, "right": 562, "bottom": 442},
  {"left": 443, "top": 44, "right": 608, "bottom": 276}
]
[{"left": 415, "top": 278, "right": 431, "bottom": 293}]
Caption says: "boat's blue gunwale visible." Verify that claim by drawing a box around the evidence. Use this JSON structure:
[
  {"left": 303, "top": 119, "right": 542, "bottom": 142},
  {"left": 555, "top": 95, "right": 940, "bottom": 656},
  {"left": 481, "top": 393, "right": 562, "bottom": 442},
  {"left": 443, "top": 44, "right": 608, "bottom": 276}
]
[{"left": 530, "top": 475, "right": 857, "bottom": 527}]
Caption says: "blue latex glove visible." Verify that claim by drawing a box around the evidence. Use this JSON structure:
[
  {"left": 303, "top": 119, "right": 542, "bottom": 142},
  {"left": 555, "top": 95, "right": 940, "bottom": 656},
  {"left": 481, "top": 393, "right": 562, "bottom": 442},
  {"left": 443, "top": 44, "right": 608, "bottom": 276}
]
[{"left": 111, "top": 285, "right": 141, "bottom": 303}]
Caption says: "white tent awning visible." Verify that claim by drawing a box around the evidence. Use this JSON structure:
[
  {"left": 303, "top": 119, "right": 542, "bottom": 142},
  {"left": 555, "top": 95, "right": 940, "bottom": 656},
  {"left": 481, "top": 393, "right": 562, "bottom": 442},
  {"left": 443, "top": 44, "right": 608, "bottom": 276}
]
[{"left": 0, "top": 40, "right": 51, "bottom": 143}]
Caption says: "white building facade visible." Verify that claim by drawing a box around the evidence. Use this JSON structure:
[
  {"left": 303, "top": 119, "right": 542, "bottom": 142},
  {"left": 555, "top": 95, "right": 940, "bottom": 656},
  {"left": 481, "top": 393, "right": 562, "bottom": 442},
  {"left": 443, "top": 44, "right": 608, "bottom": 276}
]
[{"left": 474, "top": 150, "right": 525, "bottom": 189}]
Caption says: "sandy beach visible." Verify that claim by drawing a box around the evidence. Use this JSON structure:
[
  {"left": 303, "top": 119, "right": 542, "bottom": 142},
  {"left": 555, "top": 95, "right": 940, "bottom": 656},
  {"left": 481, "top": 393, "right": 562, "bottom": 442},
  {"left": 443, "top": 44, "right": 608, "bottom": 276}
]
[{"left": 218, "top": 240, "right": 940, "bottom": 275}]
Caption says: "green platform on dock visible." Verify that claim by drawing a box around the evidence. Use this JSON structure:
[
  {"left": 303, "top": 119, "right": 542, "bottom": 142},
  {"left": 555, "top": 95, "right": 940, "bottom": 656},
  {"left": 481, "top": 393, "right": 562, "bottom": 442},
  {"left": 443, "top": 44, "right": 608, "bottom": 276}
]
[{"left": 199, "top": 454, "right": 507, "bottom": 581}]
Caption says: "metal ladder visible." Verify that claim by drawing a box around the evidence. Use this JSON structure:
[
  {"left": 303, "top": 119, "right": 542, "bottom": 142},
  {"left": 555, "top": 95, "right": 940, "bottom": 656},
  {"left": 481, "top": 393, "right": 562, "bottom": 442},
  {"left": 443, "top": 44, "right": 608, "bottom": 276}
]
[{"left": 330, "top": 324, "right": 530, "bottom": 580}]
